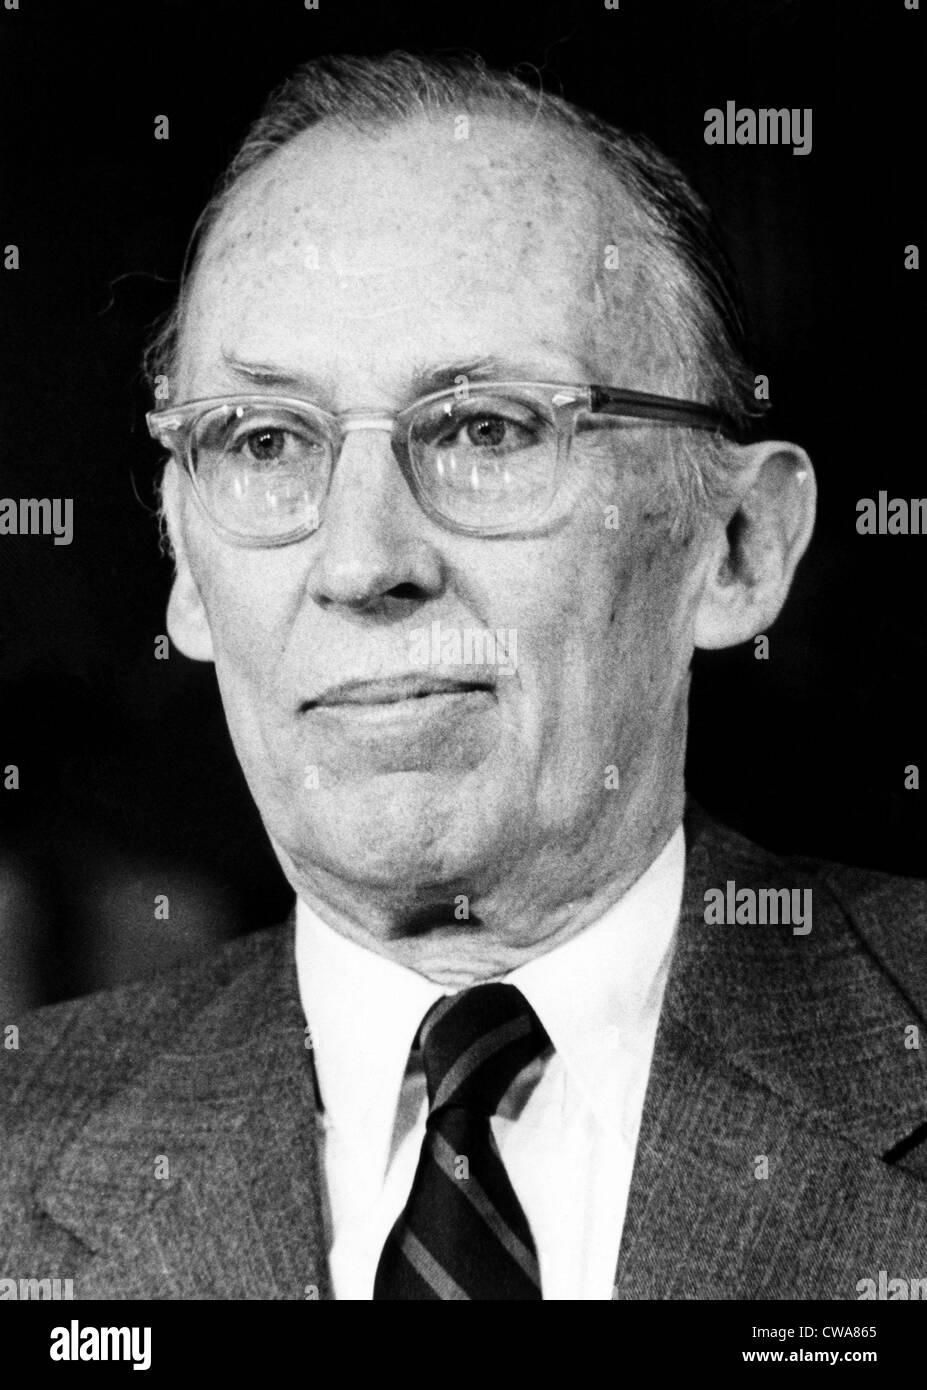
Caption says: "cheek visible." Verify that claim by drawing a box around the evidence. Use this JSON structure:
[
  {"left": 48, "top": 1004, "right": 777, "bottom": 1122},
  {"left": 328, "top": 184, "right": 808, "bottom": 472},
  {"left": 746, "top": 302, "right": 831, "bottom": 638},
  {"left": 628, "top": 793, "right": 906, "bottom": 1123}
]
[
  {"left": 491, "top": 536, "right": 633, "bottom": 751},
  {"left": 536, "top": 499, "right": 701, "bottom": 721},
  {"left": 192, "top": 545, "right": 301, "bottom": 697}
]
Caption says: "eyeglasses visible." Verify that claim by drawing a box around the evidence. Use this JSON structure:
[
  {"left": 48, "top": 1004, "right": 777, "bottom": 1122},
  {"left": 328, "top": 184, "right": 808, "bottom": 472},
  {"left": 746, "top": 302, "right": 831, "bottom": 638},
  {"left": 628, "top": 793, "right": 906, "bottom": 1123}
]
[{"left": 146, "top": 381, "right": 739, "bottom": 545}]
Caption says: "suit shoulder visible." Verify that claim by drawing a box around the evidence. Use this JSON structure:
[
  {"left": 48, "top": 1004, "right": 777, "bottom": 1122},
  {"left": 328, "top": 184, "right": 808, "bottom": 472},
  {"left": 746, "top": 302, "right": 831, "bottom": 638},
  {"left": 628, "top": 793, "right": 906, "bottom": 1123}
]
[
  {"left": 0, "top": 924, "right": 287, "bottom": 1115},
  {"left": 696, "top": 812, "right": 927, "bottom": 1020},
  {"left": 812, "top": 855, "right": 927, "bottom": 1021},
  {"left": 695, "top": 810, "right": 926, "bottom": 903}
]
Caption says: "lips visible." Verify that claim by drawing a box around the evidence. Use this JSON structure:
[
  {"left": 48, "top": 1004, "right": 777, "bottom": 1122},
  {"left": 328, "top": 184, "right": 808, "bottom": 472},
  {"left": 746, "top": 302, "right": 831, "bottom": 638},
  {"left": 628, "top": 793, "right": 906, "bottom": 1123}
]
[{"left": 303, "top": 674, "right": 495, "bottom": 710}]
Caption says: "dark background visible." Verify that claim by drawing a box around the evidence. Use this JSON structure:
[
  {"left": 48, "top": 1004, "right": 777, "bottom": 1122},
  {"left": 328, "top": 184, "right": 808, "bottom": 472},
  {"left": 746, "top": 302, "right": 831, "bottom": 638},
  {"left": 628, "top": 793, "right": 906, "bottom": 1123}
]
[{"left": 0, "top": 0, "right": 923, "bottom": 1011}]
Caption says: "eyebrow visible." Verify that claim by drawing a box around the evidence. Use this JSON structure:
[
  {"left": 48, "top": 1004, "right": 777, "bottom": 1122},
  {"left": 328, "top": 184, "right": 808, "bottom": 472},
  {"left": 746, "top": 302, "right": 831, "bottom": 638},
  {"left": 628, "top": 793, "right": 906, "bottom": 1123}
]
[
  {"left": 220, "top": 351, "right": 331, "bottom": 397},
  {"left": 219, "top": 349, "right": 591, "bottom": 403}
]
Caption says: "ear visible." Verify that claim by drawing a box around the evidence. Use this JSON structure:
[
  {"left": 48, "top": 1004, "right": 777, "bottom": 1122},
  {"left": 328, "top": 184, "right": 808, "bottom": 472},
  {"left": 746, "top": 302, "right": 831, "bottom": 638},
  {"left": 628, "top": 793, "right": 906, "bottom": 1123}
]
[
  {"left": 160, "top": 461, "right": 215, "bottom": 662},
  {"left": 694, "top": 441, "right": 816, "bottom": 650}
]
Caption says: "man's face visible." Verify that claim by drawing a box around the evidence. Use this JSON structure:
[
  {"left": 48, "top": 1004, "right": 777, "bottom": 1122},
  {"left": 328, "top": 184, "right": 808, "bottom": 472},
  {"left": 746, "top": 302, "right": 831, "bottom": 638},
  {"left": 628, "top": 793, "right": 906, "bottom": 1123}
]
[{"left": 168, "top": 114, "right": 713, "bottom": 916}]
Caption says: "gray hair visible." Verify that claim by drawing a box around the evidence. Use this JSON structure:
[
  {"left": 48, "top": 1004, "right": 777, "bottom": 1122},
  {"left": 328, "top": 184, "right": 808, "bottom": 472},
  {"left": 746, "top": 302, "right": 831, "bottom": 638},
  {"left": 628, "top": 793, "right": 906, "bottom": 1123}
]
[{"left": 146, "top": 50, "right": 765, "bottom": 537}]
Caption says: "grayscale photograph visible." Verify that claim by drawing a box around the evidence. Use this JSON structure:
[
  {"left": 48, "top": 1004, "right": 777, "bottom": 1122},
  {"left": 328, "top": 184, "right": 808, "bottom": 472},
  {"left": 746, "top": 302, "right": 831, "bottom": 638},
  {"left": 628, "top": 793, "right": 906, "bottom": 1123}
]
[{"left": 0, "top": 0, "right": 923, "bottom": 1357}]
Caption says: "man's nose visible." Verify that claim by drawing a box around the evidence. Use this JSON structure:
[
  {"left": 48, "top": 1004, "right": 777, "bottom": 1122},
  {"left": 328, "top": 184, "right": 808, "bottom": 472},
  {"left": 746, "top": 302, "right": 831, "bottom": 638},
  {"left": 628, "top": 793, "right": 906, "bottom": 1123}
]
[{"left": 306, "top": 425, "right": 445, "bottom": 612}]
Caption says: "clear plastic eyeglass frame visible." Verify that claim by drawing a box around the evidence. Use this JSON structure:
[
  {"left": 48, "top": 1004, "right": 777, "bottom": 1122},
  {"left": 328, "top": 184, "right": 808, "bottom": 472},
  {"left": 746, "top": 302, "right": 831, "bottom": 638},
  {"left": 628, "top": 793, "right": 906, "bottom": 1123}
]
[{"left": 146, "top": 381, "right": 741, "bottom": 546}]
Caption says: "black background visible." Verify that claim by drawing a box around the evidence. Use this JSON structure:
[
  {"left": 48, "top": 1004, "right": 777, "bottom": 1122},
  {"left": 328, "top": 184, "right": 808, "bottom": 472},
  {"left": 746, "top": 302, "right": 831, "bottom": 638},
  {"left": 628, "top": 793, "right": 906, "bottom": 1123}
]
[{"left": 0, "top": 0, "right": 923, "bottom": 1009}]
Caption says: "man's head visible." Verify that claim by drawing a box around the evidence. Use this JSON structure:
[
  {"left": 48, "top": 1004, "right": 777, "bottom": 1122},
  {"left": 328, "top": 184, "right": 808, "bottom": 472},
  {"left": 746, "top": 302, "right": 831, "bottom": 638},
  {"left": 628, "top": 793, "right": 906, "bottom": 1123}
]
[{"left": 152, "top": 53, "right": 814, "bottom": 977}]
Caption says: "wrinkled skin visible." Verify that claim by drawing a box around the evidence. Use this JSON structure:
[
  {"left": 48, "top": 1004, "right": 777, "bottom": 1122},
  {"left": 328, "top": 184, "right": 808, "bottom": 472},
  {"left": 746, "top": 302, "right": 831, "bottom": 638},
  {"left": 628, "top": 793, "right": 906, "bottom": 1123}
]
[{"left": 163, "top": 114, "right": 815, "bottom": 984}]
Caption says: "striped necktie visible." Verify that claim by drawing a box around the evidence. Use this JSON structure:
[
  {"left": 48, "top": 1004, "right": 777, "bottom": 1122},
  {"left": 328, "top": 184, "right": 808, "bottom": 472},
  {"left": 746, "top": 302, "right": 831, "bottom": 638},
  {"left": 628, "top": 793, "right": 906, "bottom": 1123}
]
[{"left": 373, "top": 982, "right": 550, "bottom": 1300}]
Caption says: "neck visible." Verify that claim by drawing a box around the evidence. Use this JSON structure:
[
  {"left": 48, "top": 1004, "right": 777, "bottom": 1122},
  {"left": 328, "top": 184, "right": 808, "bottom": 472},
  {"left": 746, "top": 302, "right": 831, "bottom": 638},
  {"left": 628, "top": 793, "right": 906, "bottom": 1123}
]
[{"left": 278, "top": 776, "right": 685, "bottom": 987}]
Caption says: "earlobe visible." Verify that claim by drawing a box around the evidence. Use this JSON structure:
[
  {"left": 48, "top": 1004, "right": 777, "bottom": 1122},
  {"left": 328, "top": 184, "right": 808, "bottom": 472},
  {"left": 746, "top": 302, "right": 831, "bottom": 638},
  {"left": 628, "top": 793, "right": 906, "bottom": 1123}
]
[
  {"left": 694, "top": 441, "right": 817, "bottom": 651},
  {"left": 167, "top": 568, "right": 215, "bottom": 662},
  {"left": 161, "top": 462, "right": 215, "bottom": 663}
]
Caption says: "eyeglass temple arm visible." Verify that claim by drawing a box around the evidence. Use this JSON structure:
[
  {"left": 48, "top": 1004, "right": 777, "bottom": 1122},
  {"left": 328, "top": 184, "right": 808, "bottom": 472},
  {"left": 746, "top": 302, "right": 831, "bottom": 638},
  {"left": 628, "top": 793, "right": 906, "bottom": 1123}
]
[{"left": 589, "top": 386, "right": 750, "bottom": 443}]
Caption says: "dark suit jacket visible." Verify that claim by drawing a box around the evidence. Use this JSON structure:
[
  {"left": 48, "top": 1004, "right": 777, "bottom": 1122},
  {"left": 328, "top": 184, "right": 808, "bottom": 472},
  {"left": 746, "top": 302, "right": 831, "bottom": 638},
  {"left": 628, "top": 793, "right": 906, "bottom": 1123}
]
[{"left": 2, "top": 808, "right": 927, "bottom": 1300}]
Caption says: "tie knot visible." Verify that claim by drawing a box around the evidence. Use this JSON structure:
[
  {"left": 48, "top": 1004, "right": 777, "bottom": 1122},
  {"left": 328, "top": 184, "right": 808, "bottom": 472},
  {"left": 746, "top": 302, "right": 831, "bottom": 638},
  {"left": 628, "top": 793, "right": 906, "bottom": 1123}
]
[{"left": 417, "top": 983, "right": 549, "bottom": 1117}]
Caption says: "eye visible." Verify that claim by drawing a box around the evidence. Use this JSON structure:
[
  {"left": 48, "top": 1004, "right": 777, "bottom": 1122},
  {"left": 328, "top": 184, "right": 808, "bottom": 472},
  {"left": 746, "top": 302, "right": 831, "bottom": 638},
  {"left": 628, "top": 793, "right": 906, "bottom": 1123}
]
[
  {"left": 421, "top": 398, "right": 548, "bottom": 455},
  {"left": 464, "top": 415, "right": 514, "bottom": 449},
  {"left": 224, "top": 419, "right": 328, "bottom": 469},
  {"left": 238, "top": 427, "right": 289, "bottom": 463},
  {"left": 459, "top": 410, "right": 540, "bottom": 453}
]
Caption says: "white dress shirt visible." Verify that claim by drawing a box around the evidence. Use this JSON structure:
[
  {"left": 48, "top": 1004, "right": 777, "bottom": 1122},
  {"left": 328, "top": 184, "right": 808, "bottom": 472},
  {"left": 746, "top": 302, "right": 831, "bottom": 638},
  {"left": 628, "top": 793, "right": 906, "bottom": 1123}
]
[{"left": 295, "top": 824, "right": 684, "bottom": 1300}]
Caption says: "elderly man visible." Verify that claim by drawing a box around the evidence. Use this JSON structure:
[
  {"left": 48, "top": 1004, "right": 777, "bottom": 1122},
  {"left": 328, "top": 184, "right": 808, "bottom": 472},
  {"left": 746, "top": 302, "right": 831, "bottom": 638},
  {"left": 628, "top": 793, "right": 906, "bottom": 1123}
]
[{"left": 2, "top": 52, "right": 926, "bottom": 1303}]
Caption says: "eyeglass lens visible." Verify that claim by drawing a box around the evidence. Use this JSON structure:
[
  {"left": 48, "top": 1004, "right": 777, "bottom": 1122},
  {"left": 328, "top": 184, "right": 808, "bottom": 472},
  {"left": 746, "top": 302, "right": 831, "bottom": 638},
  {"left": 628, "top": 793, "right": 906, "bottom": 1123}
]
[{"left": 189, "top": 389, "right": 562, "bottom": 537}]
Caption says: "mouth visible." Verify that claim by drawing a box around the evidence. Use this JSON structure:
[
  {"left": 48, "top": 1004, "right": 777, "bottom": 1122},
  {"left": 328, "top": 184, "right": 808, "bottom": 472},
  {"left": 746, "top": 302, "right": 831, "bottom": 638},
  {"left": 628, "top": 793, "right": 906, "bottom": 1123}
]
[{"left": 302, "top": 674, "right": 497, "bottom": 711}]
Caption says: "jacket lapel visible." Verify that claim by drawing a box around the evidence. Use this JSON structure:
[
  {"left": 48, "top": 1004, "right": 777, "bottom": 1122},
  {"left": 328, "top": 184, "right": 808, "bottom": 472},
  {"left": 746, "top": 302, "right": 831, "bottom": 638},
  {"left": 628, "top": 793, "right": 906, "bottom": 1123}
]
[
  {"left": 616, "top": 808, "right": 927, "bottom": 1298},
  {"left": 36, "top": 921, "right": 332, "bottom": 1300}
]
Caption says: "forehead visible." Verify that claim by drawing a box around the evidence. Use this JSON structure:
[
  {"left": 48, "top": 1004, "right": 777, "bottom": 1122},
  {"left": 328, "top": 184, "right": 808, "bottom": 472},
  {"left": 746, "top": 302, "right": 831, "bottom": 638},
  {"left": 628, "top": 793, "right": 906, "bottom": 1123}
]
[{"left": 178, "top": 113, "right": 656, "bottom": 401}]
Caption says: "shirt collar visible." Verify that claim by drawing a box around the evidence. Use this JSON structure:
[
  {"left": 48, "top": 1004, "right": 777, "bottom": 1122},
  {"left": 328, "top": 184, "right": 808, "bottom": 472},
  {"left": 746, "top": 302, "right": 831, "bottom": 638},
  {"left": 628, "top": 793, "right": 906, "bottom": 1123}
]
[
  {"left": 509, "top": 825, "right": 685, "bottom": 1130},
  {"left": 296, "top": 903, "right": 445, "bottom": 1152},
  {"left": 296, "top": 824, "right": 684, "bottom": 1144}
]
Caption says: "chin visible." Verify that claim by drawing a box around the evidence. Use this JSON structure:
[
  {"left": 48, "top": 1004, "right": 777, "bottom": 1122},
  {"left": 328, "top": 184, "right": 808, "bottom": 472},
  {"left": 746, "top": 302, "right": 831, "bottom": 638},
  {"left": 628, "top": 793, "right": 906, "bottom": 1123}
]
[{"left": 274, "top": 780, "right": 511, "bottom": 894}]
